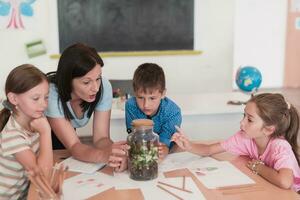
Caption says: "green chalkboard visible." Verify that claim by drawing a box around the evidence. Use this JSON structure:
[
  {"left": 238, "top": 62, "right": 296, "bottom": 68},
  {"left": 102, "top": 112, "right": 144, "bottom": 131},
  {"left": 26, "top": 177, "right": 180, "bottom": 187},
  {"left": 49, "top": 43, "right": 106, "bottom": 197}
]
[{"left": 58, "top": 0, "right": 194, "bottom": 52}]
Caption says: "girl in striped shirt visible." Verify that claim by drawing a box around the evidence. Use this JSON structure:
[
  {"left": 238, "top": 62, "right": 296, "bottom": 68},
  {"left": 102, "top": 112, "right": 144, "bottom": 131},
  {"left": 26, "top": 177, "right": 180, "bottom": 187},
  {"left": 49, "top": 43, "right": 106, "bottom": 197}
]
[{"left": 0, "top": 64, "right": 53, "bottom": 199}]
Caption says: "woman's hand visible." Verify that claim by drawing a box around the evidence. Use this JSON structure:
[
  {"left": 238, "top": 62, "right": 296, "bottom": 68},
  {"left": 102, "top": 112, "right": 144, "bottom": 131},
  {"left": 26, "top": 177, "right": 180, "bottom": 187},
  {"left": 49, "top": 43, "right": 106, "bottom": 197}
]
[
  {"left": 171, "top": 126, "right": 192, "bottom": 151},
  {"left": 107, "top": 141, "right": 129, "bottom": 172},
  {"left": 113, "top": 156, "right": 128, "bottom": 172}
]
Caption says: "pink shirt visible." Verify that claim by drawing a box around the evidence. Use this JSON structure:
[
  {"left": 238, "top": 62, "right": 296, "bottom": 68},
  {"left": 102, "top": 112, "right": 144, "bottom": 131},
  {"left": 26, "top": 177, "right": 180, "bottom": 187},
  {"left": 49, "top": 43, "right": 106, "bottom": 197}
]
[{"left": 221, "top": 131, "right": 300, "bottom": 191}]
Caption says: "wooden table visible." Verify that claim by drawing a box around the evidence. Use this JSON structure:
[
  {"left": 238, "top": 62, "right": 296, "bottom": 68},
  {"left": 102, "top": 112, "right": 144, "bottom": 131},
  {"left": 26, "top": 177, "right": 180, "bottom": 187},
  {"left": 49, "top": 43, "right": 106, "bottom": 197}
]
[{"left": 27, "top": 149, "right": 300, "bottom": 200}]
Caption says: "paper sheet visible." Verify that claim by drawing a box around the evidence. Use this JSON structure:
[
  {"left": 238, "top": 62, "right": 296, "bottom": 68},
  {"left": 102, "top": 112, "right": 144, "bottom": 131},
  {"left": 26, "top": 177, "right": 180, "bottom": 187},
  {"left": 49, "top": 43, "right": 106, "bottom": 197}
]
[
  {"left": 113, "top": 171, "right": 164, "bottom": 190},
  {"left": 62, "top": 153, "right": 253, "bottom": 199},
  {"left": 112, "top": 173, "right": 205, "bottom": 200},
  {"left": 159, "top": 151, "right": 219, "bottom": 172},
  {"left": 190, "top": 161, "right": 255, "bottom": 189},
  {"left": 63, "top": 171, "right": 206, "bottom": 199},
  {"left": 62, "top": 173, "right": 114, "bottom": 199},
  {"left": 59, "top": 157, "right": 105, "bottom": 174}
]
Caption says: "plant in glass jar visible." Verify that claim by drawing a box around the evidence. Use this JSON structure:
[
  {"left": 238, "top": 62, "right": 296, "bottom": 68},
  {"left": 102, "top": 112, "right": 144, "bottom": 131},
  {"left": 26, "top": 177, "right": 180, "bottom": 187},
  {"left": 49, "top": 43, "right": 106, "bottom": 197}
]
[{"left": 127, "top": 119, "right": 159, "bottom": 180}]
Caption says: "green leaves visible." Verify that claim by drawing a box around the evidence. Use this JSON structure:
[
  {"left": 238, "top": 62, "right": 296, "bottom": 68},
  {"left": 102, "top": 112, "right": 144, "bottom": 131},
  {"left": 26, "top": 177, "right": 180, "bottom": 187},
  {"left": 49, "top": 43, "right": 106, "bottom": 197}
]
[{"left": 129, "top": 142, "right": 158, "bottom": 170}]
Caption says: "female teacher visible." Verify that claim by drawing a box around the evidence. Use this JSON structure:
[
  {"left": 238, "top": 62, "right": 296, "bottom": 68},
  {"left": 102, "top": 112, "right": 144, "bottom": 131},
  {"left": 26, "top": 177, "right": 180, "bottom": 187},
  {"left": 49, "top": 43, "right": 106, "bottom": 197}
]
[{"left": 45, "top": 43, "right": 126, "bottom": 170}]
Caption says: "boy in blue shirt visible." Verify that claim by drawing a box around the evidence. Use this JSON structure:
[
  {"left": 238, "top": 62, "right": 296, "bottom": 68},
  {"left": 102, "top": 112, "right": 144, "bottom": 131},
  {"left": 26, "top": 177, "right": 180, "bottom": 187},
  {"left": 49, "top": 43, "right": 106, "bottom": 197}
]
[{"left": 125, "top": 63, "right": 182, "bottom": 160}]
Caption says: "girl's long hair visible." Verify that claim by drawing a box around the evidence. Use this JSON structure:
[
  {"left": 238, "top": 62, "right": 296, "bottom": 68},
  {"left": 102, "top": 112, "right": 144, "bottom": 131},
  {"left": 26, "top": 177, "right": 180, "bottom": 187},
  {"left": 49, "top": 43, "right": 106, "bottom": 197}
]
[
  {"left": 0, "top": 64, "right": 47, "bottom": 131},
  {"left": 249, "top": 93, "right": 300, "bottom": 165}
]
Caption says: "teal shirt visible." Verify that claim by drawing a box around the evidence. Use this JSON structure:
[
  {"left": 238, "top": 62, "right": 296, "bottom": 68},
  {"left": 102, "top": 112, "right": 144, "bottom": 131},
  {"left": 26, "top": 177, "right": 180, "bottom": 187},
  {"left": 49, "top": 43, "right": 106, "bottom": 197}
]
[{"left": 45, "top": 77, "right": 112, "bottom": 128}]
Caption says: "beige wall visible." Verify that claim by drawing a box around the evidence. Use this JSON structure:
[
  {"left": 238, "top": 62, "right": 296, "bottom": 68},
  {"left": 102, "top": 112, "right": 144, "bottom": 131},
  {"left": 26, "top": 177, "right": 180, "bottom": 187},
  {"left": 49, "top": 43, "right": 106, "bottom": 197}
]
[{"left": 284, "top": 0, "right": 300, "bottom": 87}]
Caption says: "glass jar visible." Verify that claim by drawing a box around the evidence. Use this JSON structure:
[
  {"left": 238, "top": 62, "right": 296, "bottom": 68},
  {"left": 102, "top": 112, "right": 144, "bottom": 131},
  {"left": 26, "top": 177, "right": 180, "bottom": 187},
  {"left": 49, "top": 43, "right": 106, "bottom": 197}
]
[{"left": 127, "top": 119, "right": 159, "bottom": 180}]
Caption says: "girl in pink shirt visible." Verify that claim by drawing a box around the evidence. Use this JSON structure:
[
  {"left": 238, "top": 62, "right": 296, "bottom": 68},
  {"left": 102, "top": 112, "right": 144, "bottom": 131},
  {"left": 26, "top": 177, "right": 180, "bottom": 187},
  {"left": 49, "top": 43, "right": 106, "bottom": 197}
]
[{"left": 172, "top": 93, "right": 300, "bottom": 191}]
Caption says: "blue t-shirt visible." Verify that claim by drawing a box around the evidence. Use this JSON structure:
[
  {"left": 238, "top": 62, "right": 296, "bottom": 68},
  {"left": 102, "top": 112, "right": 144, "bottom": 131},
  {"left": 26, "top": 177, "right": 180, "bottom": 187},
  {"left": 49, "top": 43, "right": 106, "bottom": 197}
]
[
  {"left": 45, "top": 77, "right": 112, "bottom": 128},
  {"left": 125, "top": 97, "right": 182, "bottom": 147}
]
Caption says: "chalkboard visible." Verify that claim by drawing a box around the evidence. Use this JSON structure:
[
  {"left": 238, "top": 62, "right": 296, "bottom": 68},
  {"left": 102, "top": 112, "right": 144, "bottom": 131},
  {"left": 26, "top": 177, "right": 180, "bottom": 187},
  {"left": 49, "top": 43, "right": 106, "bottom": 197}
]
[{"left": 58, "top": 0, "right": 194, "bottom": 52}]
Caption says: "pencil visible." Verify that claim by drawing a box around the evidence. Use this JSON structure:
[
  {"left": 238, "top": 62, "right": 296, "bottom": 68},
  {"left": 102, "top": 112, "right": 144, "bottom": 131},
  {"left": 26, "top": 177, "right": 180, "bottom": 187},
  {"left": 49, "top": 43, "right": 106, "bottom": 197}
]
[
  {"left": 50, "top": 162, "right": 58, "bottom": 188},
  {"left": 38, "top": 172, "right": 57, "bottom": 196},
  {"left": 156, "top": 185, "right": 184, "bottom": 200},
  {"left": 158, "top": 181, "right": 192, "bottom": 193},
  {"left": 28, "top": 175, "right": 44, "bottom": 195},
  {"left": 34, "top": 174, "right": 55, "bottom": 198},
  {"left": 58, "top": 165, "right": 67, "bottom": 195},
  {"left": 182, "top": 176, "right": 185, "bottom": 190}
]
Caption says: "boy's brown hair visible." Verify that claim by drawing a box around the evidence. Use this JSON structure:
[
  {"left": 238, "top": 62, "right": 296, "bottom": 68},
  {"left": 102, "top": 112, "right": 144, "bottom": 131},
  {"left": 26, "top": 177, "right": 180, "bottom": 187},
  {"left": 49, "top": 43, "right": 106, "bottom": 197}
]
[{"left": 133, "top": 63, "right": 165, "bottom": 94}]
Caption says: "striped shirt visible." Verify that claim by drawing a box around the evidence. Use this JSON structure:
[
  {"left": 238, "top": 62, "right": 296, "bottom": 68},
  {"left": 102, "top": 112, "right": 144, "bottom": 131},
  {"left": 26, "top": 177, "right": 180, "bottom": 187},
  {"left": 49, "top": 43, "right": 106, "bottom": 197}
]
[{"left": 0, "top": 116, "right": 39, "bottom": 200}]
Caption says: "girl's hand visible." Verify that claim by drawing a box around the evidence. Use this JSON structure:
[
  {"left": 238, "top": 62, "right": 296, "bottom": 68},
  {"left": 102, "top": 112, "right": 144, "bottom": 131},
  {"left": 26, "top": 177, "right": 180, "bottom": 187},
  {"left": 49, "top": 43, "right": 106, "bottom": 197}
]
[
  {"left": 247, "top": 159, "right": 264, "bottom": 174},
  {"left": 30, "top": 116, "right": 51, "bottom": 135},
  {"left": 171, "top": 126, "right": 192, "bottom": 151}
]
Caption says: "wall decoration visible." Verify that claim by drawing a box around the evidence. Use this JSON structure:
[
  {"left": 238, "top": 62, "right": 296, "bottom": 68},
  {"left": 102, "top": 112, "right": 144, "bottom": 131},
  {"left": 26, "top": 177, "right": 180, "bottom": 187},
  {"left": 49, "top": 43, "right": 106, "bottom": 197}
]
[
  {"left": 25, "top": 39, "right": 46, "bottom": 58},
  {"left": 0, "top": 0, "right": 36, "bottom": 29}
]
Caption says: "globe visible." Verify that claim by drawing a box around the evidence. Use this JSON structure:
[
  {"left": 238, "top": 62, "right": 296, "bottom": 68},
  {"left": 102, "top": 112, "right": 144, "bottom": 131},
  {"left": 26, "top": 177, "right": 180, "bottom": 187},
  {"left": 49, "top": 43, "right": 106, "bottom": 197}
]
[{"left": 235, "top": 66, "right": 262, "bottom": 93}]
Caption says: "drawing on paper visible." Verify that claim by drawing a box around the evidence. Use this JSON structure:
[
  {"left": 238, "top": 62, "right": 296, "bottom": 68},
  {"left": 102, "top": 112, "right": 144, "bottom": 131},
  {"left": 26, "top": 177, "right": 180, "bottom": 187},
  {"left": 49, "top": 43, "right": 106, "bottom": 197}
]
[
  {"left": 194, "top": 166, "right": 219, "bottom": 176},
  {"left": 75, "top": 178, "right": 105, "bottom": 188}
]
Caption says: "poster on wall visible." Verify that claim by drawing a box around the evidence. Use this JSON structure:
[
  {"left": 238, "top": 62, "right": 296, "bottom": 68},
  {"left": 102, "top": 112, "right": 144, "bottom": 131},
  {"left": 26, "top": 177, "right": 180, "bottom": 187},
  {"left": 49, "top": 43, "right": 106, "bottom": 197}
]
[{"left": 0, "top": 0, "right": 38, "bottom": 30}]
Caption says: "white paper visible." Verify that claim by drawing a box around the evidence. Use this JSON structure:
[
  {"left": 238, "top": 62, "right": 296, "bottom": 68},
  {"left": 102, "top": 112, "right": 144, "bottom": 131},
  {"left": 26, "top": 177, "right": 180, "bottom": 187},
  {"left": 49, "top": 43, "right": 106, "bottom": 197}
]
[
  {"left": 63, "top": 171, "right": 206, "bottom": 200},
  {"left": 159, "top": 151, "right": 219, "bottom": 172},
  {"left": 190, "top": 161, "right": 255, "bottom": 189},
  {"left": 113, "top": 171, "right": 164, "bottom": 189},
  {"left": 60, "top": 152, "right": 210, "bottom": 199},
  {"left": 62, "top": 173, "right": 113, "bottom": 200},
  {"left": 112, "top": 173, "right": 206, "bottom": 200},
  {"left": 61, "top": 153, "right": 254, "bottom": 199},
  {"left": 59, "top": 157, "right": 105, "bottom": 174}
]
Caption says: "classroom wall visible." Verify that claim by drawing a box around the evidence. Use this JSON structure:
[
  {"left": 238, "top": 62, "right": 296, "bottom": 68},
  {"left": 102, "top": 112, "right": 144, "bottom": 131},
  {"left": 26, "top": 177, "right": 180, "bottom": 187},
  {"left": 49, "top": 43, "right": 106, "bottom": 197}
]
[
  {"left": 284, "top": 0, "right": 300, "bottom": 87},
  {"left": 233, "top": 0, "right": 288, "bottom": 89},
  {"left": 0, "top": 0, "right": 288, "bottom": 98}
]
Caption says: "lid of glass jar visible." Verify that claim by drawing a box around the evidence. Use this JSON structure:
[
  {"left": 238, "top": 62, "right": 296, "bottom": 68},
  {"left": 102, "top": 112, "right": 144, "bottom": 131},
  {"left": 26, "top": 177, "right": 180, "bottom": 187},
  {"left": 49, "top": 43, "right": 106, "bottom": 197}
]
[{"left": 131, "top": 119, "right": 154, "bottom": 127}]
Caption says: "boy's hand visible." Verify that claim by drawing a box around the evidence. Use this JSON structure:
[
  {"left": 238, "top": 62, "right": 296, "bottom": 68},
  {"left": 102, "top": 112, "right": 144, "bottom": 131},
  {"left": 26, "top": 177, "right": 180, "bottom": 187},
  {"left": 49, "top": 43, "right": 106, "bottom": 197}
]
[
  {"left": 171, "top": 126, "right": 192, "bottom": 151},
  {"left": 158, "top": 143, "right": 169, "bottom": 160}
]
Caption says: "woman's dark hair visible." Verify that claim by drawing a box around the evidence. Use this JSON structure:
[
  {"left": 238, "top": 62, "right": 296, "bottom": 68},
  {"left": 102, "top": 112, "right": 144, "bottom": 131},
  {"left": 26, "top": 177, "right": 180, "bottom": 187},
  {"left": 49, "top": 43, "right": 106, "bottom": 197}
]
[
  {"left": 0, "top": 64, "right": 47, "bottom": 131},
  {"left": 47, "top": 43, "right": 104, "bottom": 120},
  {"left": 248, "top": 93, "right": 300, "bottom": 165}
]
